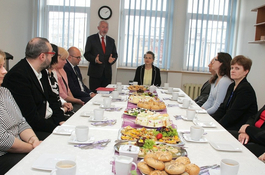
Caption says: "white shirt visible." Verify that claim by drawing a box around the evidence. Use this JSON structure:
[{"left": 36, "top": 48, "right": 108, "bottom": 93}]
[{"left": 27, "top": 60, "right": 53, "bottom": 119}]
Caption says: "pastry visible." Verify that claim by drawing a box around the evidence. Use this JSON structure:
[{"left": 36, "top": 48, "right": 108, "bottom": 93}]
[
  {"left": 165, "top": 162, "right": 186, "bottom": 174},
  {"left": 137, "top": 161, "right": 154, "bottom": 174},
  {"left": 155, "top": 151, "right": 173, "bottom": 162},
  {"left": 174, "top": 156, "right": 191, "bottom": 165},
  {"left": 185, "top": 163, "right": 200, "bottom": 175},
  {"left": 145, "top": 157, "right": 165, "bottom": 170}
]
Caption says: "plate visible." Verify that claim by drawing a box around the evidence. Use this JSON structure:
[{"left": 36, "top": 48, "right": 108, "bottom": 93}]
[
  {"left": 52, "top": 125, "right": 75, "bottom": 135},
  {"left": 178, "top": 93, "right": 185, "bottom": 97},
  {"left": 173, "top": 88, "right": 180, "bottom": 92},
  {"left": 180, "top": 115, "right": 194, "bottom": 121},
  {"left": 208, "top": 169, "right": 220, "bottom": 175},
  {"left": 32, "top": 153, "right": 75, "bottom": 171},
  {"left": 51, "top": 169, "right": 84, "bottom": 175},
  {"left": 179, "top": 104, "right": 189, "bottom": 109},
  {"left": 101, "top": 94, "right": 111, "bottom": 97},
  {"left": 165, "top": 91, "right": 173, "bottom": 94},
  {"left": 135, "top": 120, "right": 172, "bottom": 128},
  {"left": 68, "top": 132, "right": 95, "bottom": 144},
  {"left": 80, "top": 111, "right": 93, "bottom": 117},
  {"left": 182, "top": 133, "right": 208, "bottom": 143},
  {"left": 88, "top": 117, "right": 108, "bottom": 122},
  {"left": 114, "top": 141, "right": 187, "bottom": 158},
  {"left": 177, "top": 99, "right": 183, "bottom": 103},
  {"left": 93, "top": 101, "right": 103, "bottom": 105},
  {"left": 100, "top": 104, "right": 115, "bottom": 109},
  {"left": 209, "top": 142, "right": 242, "bottom": 152},
  {"left": 193, "top": 120, "right": 216, "bottom": 128},
  {"left": 195, "top": 109, "right": 207, "bottom": 114},
  {"left": 170, "top": 97, "right": 179, "bottom": 101}
]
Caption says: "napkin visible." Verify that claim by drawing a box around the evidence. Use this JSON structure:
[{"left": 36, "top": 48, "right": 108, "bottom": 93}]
[
  {"left": 174, "top": 115, "right": 182, "bottom": 120},
  {"left": 104, "top": 107, "right": 123, "bottom": 111},
  {"left": 91, "top": 119, "right": 117, "bottom": 126},
  {"left": 167, "top": 104, "right": 179, "bottom": 107}
]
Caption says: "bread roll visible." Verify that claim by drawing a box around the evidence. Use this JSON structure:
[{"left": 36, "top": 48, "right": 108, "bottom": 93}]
[
  {"left": 174, "top": 156, "right": 191, "bottom": 165},
  {"left": 137, "top": 161, "right": 154, "bottom": 174},
  {"left": 149, "top": 170, "right": 168, "bottom": 175},
  {"left": 165, "top": 162, "right": 186, "bottom": 174},
  {"left": 155, "top": 151, "right": 173, "bottom": 162},
  {"left": 185, "top": 163, "right": 200, "bottom": 175},
  {"left": 145, "top": 157, "right": 165, "bottom": 170},
  {"left": 144, "top": 153, "right": 157, "bottom": 162}
]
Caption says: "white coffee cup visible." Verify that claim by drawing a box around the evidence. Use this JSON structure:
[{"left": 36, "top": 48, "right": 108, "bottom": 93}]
[
  {"left": 164, "top": 83, "right": 169, "bottom": 89},
  {"left": 75, "top": 125, "right": 89, "bottom": 142},
  {"left": 186, "top": 109, "right": 196, "bottom": 120},
  {"left": 117, "top": 82, "right": 122, "bottom": 86},
  {"left": 190, "top": 126, "right": 204, "bottom": 141},
  {"left": 167, "top": 87, "right": 173, "bottom": 93},
  {"left": 132, "top": 81, "right": 138, "bottom": 85},
  {"left": 220, "top": 159, "right": 239, "bottom": 175},
  {"left": 115, "top": 156, "right": 137, "bottom": 175},
  {"left": 172, "top": 92, "right": 179, "bottom": 100},
  {"left": 55, "top": 160, "right": 76, "bottom": 175},
  {"left": 94, "top": 109, "right": 104, "bottom": 120},
  {"left": 103, "top": 98, "right": 112, "bottom": 108},
  {"left": 112, "top": 90, "right": 119, "bottom": 99},
  {"left": 149, "top": 85, "right": 156, "bottom": 93},
  {"left": 182, "top": 99, "right": 190, "bottom": 108},
  {"left": 117, "top": 85, "right": 123, "bottom": 92}
]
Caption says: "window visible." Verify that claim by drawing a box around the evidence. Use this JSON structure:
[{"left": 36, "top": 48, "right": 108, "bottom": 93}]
[
  {"left": 119, "top": 0, "right": 174, "bottom": 69},
  {"left": 185, "top": 0, "right": 237, "bottom": 72},
  {"left": 37, "top": 0, "right": 90, "bottom": 64}
]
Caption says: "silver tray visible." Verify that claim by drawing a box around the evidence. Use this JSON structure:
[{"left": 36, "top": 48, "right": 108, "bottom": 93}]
[{"left": 114, "top": 141, "right": 187, "bottom": 158}]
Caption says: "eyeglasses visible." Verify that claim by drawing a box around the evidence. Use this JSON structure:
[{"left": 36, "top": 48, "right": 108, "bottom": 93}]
[
  {"left": 214, "top": 58, "right": 219, "bottom": 61},
  {"left": 43, "top": 51, "right": 56, "bottom": 56},
  {"left": 71, "top": 55, "right": 81, "bottom": 59}
]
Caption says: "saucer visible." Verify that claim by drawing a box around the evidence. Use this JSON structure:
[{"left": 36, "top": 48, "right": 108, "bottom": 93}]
[
  {"left": 80, "top": 111, "right": 93, "bottom": 117},
  {"left": 193, "top": 120, "right": 216, "bottom": 128},
  {"left": 89, "top": 117, "right": 108, "bottom": 122},
  {"left": 51, "top": 169, "right": 84, "bottom": 175},
  {"left": 208, "top": 168, "right": 220, "bottom": 175},
  {"left": 209, "top": 141, "right": 242, "bottom": 152},
  {"left": 93, "top": 101, "right": 103, "bottom": 105},
  {"left": 52, "top": 125, "right": 75, "bottom": 135},
  {"left": 170, "top": 97, "right": 179, "bottom": 101},
  {"left": 179, "top": 104, "right": 189, "bottom": 109},
  {"left": 180, "top": 115, "right": 194, "bottom": 121},
  {"left": 68, "top": 132, "right": 94, "bottom": 144},
  {"left": 182, "top": 133, "right": 208, "bottom": 143}
]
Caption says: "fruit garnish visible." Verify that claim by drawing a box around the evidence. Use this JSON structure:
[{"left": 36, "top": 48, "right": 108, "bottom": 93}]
[{"left": 156, "top": 133, "right": 163, "bottom": 139}]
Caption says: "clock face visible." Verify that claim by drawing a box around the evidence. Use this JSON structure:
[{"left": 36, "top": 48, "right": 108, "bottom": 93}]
[{"left": 98, "top": 6, "right": 112, "bottom": 20}]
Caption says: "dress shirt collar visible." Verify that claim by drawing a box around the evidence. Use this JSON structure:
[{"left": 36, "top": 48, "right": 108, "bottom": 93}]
[
  {"left": 98, "top": 33, "right": 106, "bottom": 41},
  {"left": 26, "top": 59, "right": 42, "bottom": 81},
  {"left": 67, "top": 60, "right": 75, "bottom": 69}
]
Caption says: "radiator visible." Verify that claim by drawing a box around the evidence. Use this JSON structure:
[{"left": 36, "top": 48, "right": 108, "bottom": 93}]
[{"left": 184, "top": 83, "right": 202, "bottom": 100}]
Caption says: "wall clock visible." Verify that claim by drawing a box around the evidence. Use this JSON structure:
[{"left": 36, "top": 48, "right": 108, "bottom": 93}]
[{"left": 98, "top": 6, "right": 112, "bottom": 20}]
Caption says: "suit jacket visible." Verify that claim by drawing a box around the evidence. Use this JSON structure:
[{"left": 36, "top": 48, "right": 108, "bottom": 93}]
[
  {"left": 84, "top": 33, "right": 118, "bottom": 79},
  {"left": 2, "top": 58, "right": 65, "bottom": 133},
  {"left": 194, "top": 80, "right": 211, "bottom": 106},
  {"left": 212, "top": 77, "right": 257, "bottom": 130},
  {"left": 244, "top": 105, "right": 265, "bottom": 146},
  {"left": 64, "top": 60, "right": 91, "bottom": 102},
  {"left": 133, "top": 64, "right": 161, "bottom": 86}
]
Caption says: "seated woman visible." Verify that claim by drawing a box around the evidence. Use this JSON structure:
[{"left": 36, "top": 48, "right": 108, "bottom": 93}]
[
  {"left": 229, "top": 105, "right": 265, "bottom": 157},
  {"left": 202, "top": 52, "right": 233, "bottom": 114},
  {"left": 133, "top": 51, "right": 161, "bottom": 86},
  {"left": 212, "top": 55, "right": 257, "bottom": 130},
  {"left": 48, "top": 44, "right": 74, "bottom": 117},
  {"left": 194, "top": 58, "right": 216, "bottom": 106},
  {"left": 55, "top": 47, "right": 84, "bottom": 111},
  {"left": 0, "top": 50, "right": 41, "bottom": 174}
]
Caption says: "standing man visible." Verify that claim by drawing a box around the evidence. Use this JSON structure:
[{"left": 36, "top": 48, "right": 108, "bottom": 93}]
[
  {"left": 2, "top": 37, "right": 66, "bottom": 139},
  {"left": 84, "top": 20, "right": 118, "bottom": 92},
  {"left": 64, "top": 46, "right": 95, "bottom": 103}
]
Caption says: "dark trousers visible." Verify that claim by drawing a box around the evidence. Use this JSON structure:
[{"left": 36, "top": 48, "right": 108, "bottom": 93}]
[
  {"left": 0, "top": 152, "right": 27, "bottom": 174},
  {"left": 229, "top": 130, "right": 265, "bottom": 157},
  {"left": 89, "top": 75, "right": 111, "bottom": 93}
]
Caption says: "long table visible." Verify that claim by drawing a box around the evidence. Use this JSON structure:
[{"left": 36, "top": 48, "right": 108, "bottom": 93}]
[{"left": 6, "top": 85, "right": 265, "bottom": 175}]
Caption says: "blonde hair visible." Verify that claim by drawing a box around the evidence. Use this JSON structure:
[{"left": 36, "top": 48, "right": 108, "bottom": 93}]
[
  {"left": 58, "top": 47, "right": 69, "bottom": 59},
  {"left": 0, "top": 50, "right": 6, "bottom": 62}
]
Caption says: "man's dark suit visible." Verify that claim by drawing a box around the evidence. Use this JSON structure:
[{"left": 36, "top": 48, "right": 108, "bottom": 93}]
[
  {"left": 84, "top": 34, "right": 118, "bottom": 92},
  {"left": 64, "top": 60, "right": 92, "bottom": 103},
  {"left": 2, "top": 58, "right": 65, "bottom": 135}
]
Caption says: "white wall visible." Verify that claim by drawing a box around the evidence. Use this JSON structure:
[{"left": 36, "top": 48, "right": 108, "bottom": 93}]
[
  {"left": 0, "top": 0, "right": 35, "bottom": 68},
  {"left": 235, "top": 0, "right": 265, "bottom": 108}
]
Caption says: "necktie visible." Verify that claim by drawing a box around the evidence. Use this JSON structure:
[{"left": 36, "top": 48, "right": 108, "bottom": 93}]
[
  {"left": 101, "top": 36, "right": 106, "bottom": 54},
  {"left": 255, "top": 110, "right": 265, "bottom": 128},
  {"left": 74, "top": 66, "right": 81, "bottom": 80}
]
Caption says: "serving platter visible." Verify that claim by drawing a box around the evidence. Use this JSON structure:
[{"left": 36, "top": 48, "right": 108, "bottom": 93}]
[{"left": 114, "top": 141, "right": 187, "bottom": 158}]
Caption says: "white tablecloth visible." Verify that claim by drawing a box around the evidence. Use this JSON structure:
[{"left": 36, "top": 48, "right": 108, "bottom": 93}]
[{"left": 6, "top": 85, "right": 265, "bottom": 175}]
